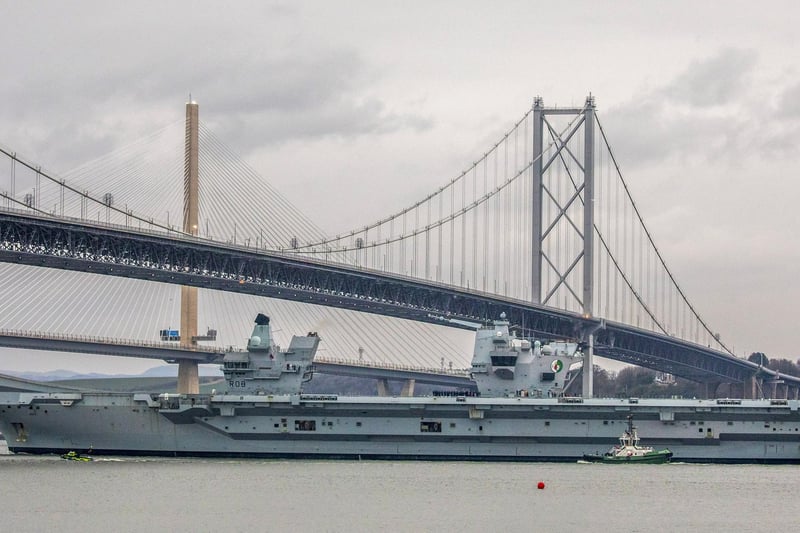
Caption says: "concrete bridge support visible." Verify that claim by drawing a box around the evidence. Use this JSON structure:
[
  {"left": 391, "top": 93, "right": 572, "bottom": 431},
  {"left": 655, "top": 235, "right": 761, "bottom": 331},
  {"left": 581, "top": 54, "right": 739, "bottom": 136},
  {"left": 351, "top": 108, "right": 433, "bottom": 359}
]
[
  {"left": 732, "top": 381, "right": 751, "bottom": 399},
  {"left": 178, "top": 100, "right": 200, "bottom": 395},
  {"left": 377, "top": 379, "right": 416, "bottom": 397},
  {"left": 726, "top": 382, "right": 738, "bottom": 399},
  {"left": 400, "top": 379, "right": 415, "bottom": 397},
  {"left": 705, "top": 381, "right": 720, "bottom": 399},
  {"left": 779, "top": 383, "right": 789, "bottom": 399},
  {"left": 721, "top": 382, "right": 744, "bottom": 399}
]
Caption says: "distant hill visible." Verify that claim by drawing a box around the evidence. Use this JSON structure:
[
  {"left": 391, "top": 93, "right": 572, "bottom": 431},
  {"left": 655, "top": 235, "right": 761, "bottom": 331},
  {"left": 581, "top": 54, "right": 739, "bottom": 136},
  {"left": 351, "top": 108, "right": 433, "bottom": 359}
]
[
  {"left": 0, "top": 369, "right": 124, "bottom": 382},
  {"left": 53, "top": 376, "right": 227, "bottom": 393},
  {"left": 1, "top": 365, "right": 222, "bottom": 382}
]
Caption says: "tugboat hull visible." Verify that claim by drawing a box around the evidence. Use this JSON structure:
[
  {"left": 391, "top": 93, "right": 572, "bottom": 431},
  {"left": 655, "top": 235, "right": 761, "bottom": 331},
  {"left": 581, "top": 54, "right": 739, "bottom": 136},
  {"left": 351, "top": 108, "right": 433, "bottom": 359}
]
[{"left": 582, "top": 450, "right": 673, "bottom": 464}]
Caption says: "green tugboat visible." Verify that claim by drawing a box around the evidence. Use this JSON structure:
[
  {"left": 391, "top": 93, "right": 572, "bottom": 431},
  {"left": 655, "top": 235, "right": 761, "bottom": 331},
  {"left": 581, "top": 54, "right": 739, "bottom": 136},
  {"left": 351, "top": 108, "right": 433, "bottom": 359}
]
[
  {"left": 583, "top": 416, "right": 672, "bottom": 464},
  {"left": 61, "top": 450, "right": 92, "bottom": 462}
]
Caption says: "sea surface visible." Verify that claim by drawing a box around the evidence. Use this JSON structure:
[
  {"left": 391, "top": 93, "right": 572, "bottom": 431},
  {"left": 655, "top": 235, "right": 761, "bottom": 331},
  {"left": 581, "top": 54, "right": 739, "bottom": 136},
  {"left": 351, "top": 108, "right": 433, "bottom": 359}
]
[{"left": 0, "top": 440, "right": 794, "bottom": 533}]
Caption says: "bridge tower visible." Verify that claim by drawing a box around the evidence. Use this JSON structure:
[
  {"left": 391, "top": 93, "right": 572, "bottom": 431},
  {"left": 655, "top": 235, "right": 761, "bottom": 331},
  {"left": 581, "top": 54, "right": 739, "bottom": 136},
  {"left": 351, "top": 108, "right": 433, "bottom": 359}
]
[
  {"left": 178, "top": 100, "right": 200, "bottom": 394},
  {"left": 531, "top": 95, "right": 597, "bottom": 397}
]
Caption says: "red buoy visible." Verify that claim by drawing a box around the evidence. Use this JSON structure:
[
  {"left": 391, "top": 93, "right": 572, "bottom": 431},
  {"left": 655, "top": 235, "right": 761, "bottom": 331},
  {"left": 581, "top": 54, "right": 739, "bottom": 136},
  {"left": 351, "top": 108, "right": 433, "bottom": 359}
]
[{"left": 537, "top": 481, "right": 545, "bottom": 490}]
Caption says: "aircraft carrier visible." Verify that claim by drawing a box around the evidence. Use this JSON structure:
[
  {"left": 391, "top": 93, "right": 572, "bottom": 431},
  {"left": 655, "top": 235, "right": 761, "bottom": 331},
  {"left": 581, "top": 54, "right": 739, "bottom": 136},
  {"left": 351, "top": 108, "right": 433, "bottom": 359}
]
[{"left": 1, "top": 314, "right": 799, "bottom": 462}]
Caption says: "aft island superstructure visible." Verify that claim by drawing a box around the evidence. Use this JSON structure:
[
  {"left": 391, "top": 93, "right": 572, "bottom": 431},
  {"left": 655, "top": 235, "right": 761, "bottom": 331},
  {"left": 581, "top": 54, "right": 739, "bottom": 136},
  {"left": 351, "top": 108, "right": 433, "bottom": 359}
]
[{"left": 1, "top": 314, "right": 799, "bottom": 462}]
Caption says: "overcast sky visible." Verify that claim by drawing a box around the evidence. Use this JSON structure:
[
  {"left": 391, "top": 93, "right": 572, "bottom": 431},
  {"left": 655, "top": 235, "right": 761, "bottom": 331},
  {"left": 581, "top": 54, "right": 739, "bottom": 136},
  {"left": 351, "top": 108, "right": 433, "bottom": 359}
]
[{"left": 1, "top": 1, "right": 799, "bottom": 373}]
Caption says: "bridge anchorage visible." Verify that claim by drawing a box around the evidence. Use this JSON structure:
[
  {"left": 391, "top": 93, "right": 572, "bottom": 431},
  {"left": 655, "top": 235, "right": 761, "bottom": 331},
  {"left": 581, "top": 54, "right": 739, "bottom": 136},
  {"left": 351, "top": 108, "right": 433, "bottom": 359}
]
[{"left": 1, "top": 95, "right": 797, "bottom": 398}]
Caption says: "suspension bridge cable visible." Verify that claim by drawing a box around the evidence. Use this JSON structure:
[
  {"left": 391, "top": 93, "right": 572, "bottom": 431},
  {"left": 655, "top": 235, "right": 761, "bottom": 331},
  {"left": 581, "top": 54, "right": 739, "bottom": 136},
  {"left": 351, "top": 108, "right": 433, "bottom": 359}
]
[
  {"left": 292, "top": 109, "right": 536, "bottom": 250},
  {"left": 594, "top": 116, "right": 734, "bottom": 355},
  {"left": 290, "top": 110, "right": 585, "bottom": 261},
  {"left": 0, "top": 145, "right": 183, "bottom": 235}
]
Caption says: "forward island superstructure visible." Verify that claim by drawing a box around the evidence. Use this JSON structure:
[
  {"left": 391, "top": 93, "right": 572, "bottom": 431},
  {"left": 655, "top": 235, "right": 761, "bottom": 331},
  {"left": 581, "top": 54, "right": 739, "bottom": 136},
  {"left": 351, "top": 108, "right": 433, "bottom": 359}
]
[{"left": 1, "top": 314, "right": 799, "bottom": 462}]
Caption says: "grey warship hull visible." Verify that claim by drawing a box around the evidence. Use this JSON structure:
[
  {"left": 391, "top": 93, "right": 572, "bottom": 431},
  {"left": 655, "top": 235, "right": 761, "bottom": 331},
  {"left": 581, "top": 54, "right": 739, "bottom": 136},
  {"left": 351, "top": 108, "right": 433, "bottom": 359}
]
[
  {"left": 3, "top": 391, "right": 800, "bottom": 463},
  {"left": 4, "top": 315, "right": 797, "bottom": 462}
]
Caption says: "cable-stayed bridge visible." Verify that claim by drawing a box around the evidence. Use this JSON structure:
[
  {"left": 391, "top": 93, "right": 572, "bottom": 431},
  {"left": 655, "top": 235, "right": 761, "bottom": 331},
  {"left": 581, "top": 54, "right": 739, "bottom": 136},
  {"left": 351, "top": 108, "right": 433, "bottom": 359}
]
[{"left": 0, "top": 96, "right": 794, "bottom": 398}]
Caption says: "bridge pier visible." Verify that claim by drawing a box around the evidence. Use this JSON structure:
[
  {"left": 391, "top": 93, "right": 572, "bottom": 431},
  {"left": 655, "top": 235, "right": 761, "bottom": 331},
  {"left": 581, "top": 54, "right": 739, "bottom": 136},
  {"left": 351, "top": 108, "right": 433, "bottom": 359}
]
[
  {"left": 704, "top": 382, "right": 720, "bottom": 399},
  {"left": 779, "top": 383, "right": 789, "bottom": 400},
  {"left": 376, "top": 379, "right": 416, "bottom": 397},
  {"left": 400, "top": 379, "right": 415, "bottom": 397},
  {"left": 177, "top": 362, "right": 199, "bottom": 395},
  {"left": 719, "top": 382, "right": 733, "bottom": 398},
  {"left": 728, "top": 381, "right": 750, "bottom": 399}
]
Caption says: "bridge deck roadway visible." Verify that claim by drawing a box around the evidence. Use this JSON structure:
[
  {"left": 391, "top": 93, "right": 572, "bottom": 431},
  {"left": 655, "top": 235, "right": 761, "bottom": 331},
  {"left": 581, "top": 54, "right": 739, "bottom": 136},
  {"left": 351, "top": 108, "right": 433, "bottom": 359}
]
[
  {"left": 1, "top": 208, "right": 797, "bottom": 388},
  {"left": 0, "top": 332, "right": 475, "bottom": 389}
]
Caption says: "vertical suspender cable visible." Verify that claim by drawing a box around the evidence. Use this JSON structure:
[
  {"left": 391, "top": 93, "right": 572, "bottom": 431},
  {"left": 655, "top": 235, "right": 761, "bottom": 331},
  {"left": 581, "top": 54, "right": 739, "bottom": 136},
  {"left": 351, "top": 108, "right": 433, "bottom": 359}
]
[
  {"left": 450, "top": 185, "right": 454, "bottom": 284},
  {"left": 483, "top": 157, "right": 488, "bottom": 291}
]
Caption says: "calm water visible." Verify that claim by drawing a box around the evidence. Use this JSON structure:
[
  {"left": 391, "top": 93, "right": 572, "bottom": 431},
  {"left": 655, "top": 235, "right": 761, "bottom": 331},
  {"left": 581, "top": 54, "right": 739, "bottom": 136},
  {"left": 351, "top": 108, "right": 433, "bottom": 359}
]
[{"left": 0, "top": 440, "right": 795, "bottom": 533}]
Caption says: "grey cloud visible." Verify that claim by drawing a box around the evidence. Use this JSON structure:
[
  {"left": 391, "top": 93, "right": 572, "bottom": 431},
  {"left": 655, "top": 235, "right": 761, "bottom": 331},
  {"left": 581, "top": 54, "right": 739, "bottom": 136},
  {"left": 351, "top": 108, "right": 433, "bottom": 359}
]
[
  {"left": 192, "top": 50, "right": 434, "bottom": 152},
  {"left": 754, "top": 124, "right": 800, "bottom": 158},
  {"left": 601, "top": 97, "right": 745, "bottom": 170},
  {"left": 212, "top": 99, "right": 433, "bottom": 154},
  {"left": 0, "top": 41, "right": 432, "bottom": 171},
  {"left": 661, "top": 48, "right": 757, "bottom": 107},
  {"left": 0, "top": 2, "right": 431, "bottom": 172},
  {"left": 598, "top": 49, "right": 769, "bottom": 169},
  {"left": 777, "top": 82, "right": 800, "bottom": 118},
  {"left": 753, "top": 82, "right": 800, "bottom": 157}
]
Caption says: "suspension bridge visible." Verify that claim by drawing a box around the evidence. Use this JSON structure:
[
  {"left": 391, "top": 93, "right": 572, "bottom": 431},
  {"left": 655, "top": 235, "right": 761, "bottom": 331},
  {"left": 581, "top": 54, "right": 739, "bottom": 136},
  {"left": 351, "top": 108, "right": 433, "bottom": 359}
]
[{"left": 0, "top": 96, "right": 794, "bottom": 398}]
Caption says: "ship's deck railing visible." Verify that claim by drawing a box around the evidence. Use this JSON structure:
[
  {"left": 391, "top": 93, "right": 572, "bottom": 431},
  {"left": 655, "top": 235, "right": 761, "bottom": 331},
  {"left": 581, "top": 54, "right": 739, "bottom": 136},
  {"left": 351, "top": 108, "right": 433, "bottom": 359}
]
[{"left": 314, "top": 355, "right": 471, "bottom": 377}]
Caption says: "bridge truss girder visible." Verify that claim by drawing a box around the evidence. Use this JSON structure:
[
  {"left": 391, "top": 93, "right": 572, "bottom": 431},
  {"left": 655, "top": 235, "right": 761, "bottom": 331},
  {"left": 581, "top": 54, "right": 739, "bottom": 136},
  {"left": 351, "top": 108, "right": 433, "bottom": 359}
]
[
  {"left": 593, "top": 326, "right": 758, "bottom": 384},
  {"left": 2, "top": 210, "right": 791, "bottom": 388},
  {"left": 0, "top": 211, "right": 580, "bottom": 338}
]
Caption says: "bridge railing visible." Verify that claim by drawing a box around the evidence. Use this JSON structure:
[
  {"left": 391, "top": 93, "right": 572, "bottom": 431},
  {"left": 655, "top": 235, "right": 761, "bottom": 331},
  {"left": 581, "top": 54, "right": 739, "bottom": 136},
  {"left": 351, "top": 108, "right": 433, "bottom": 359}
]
[
  {"left": 0, "top": 327, "right": 472, "bottom": 376},
  {"left": 0, "top": 328, "right": 227, "bottom": 353}
]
